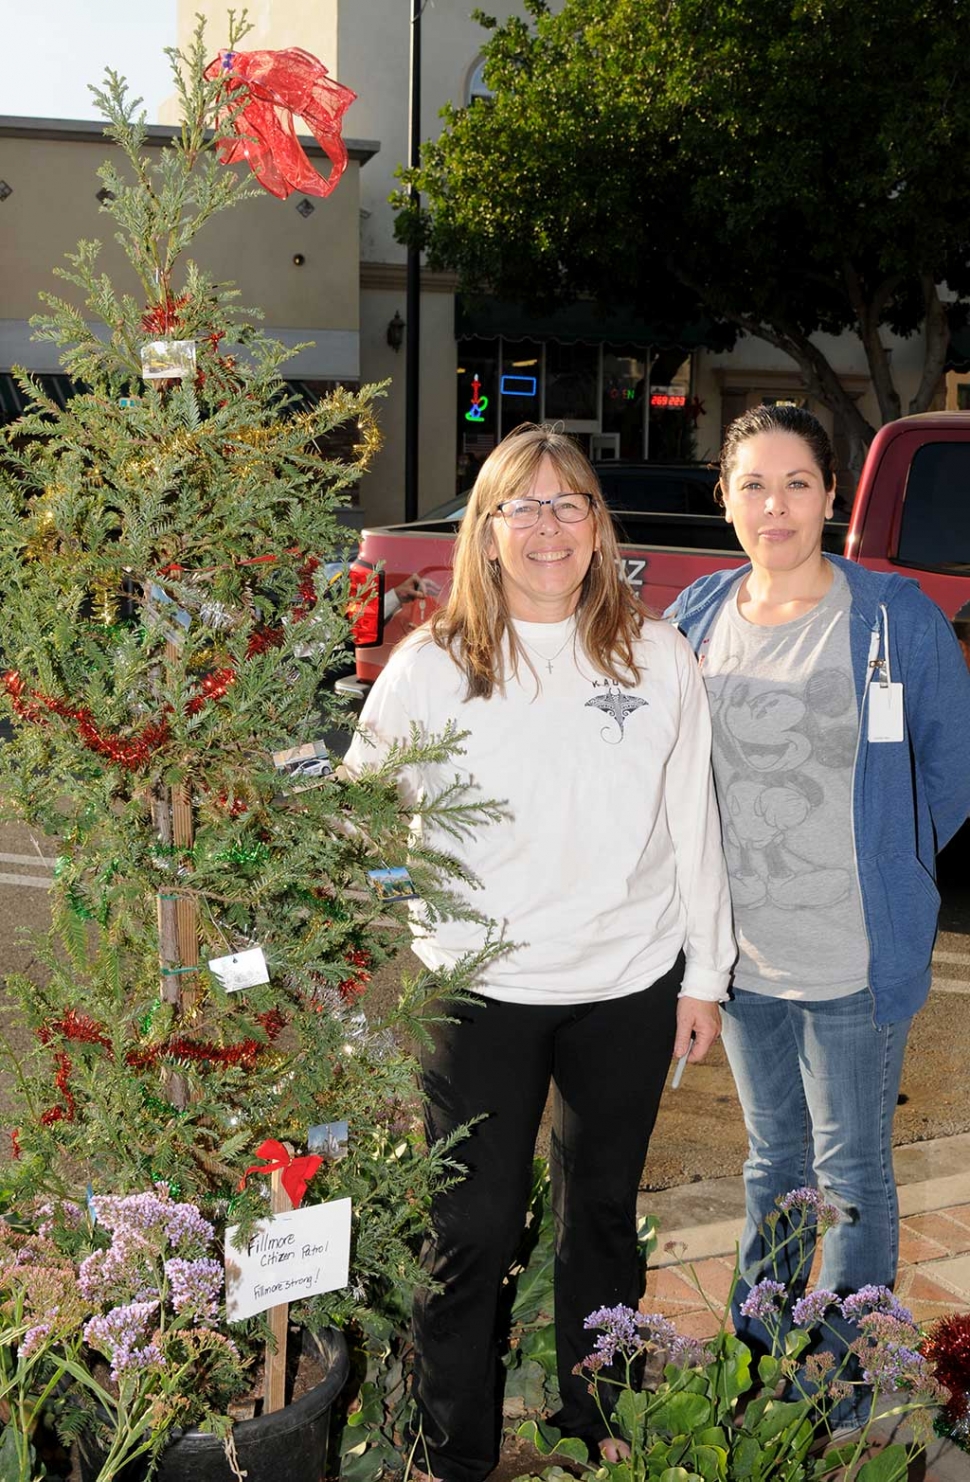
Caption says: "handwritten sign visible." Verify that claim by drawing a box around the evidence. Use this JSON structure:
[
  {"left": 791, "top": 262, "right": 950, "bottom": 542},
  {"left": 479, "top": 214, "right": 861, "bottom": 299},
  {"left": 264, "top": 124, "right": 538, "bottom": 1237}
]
[{"left": 224, "top": 1198, "right": 351, "bottom": 1321}]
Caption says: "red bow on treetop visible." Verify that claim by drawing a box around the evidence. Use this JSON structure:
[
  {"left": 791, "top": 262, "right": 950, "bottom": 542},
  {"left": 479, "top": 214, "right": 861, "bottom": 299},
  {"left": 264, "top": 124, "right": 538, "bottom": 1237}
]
[
  {"left": 238, "top": 1137, "right": 323, "bottom": 1209},
  {"left": 205, "top": 47, "right": 357, "bottom": 200}
]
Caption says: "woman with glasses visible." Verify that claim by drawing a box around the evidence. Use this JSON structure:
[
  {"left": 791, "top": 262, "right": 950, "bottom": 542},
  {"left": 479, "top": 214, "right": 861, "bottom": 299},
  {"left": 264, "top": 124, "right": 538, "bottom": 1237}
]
[{"left": 343, "top": 424, "right": 733, "bottom": 1482}]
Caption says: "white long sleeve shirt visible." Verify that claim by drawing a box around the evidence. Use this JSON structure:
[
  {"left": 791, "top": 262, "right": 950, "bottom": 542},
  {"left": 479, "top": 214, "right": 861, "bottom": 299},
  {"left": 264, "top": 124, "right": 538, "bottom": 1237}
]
[{"left": 343, "top": 616, "right": 735, "bottom": 1005}]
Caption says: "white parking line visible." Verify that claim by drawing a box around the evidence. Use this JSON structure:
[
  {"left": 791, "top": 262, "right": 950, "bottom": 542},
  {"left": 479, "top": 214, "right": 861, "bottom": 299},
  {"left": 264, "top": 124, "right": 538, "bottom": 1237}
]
[
  {"left": 0, "top": 852, "right": 57, "bottom": 868},
  {"left": 0, "top": 872, "right": 52, "bottom": 889},
  {"left": 932, "top": 979, "right": 970, "bottom": 995}
]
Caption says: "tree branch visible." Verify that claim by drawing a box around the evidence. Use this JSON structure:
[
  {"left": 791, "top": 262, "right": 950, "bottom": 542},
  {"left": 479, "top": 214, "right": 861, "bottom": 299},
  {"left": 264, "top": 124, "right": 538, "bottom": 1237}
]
[
  {"left": 909, "top": 277, "right": 950, "bottom": 413},
  {"left": 842, "top": 259, "right": 901, "bottom": 424},
  {"left": 733, "top": 312, "right": 877, "bottom": 478}
]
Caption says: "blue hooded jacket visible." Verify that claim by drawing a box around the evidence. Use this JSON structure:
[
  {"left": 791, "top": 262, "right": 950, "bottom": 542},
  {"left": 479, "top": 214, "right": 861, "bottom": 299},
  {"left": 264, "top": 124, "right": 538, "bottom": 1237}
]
[{"left": 666, "top": 555, "right": 970, "bottom": 1024}]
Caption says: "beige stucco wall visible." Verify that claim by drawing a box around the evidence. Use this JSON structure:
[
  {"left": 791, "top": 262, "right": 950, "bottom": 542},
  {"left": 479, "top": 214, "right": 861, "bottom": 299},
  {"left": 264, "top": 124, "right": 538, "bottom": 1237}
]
[
  {"left": 159, "top": 0, "right": 560, "bottom": 520},
  {"left": 162, "top": 1, "right": 557, "bottom": 265},
  {"left": 0, "top": 125, "right": 363, "bottom": 378},
  {"left": 358, "top": 273, "right": 457, "bottom": 525},
  {"left": 694, "top": 328, "right": 942, "bottom": 469}
]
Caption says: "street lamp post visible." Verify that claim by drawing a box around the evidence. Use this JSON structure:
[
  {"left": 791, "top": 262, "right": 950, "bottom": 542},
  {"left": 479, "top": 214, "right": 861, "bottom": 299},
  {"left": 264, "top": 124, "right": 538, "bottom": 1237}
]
[{"left": 404, "top": 0, "right": 422, "bottom": 523}]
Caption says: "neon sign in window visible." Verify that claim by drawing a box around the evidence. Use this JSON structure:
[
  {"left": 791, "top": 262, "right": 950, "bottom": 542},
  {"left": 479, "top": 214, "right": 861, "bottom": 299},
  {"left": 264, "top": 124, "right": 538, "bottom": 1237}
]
[
  {"left": 649, "top": 385, "right": 687, "bottom": 409},
  {"left": 465, "top": 373, "right": 490, "bottom": 422},
  {"left": 500, "top": 374, "right": 538, "bottom": 397}
]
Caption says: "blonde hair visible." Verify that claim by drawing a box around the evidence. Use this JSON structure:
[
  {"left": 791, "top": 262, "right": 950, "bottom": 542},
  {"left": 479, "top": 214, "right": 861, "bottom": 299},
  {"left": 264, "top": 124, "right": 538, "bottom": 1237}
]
[{"left": 429, "top": 424, "right": 650, "bottom": 699}]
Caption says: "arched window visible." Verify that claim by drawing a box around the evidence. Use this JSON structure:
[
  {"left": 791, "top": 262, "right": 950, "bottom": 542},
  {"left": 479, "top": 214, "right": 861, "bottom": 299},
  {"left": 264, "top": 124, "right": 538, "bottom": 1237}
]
[{"left": 465, "top": 56, "right": 493, "bottom": 104}]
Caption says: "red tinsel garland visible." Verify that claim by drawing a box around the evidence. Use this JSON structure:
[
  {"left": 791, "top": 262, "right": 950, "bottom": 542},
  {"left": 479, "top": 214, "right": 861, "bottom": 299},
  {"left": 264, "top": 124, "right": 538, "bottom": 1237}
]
[
  {"left": 185, "top": 666, "right": 236, "bottom": 715},
  {"left": 125, "top": 1008, "right": 286, "bottom": 1072},
  {"left": 291, "top": 556, "right": 320, "bottom": 623},
  {"left": 40, "top": 1051, "right": 76, "bottom": 1125},
  {"left": 924, "top": 1313, "right": 970, "bottom": 1424},
  {"left": 246, "top": 627, "right": 285, "bottom": 658},
  {"left": 338, "top": 947, "right": 372, "bottom": 1003},
  {"left": 3, "top": 670, "right": 171, "bottom": 771},
  {"left": 141, "top": 294, "right": 191, "bottom": 336},
  {"left": 38, "top": 1009, "right": 113, "bottom": 1055},
  {"left": 35, "top": 1007, "right": 287, "bottom": 1125}
]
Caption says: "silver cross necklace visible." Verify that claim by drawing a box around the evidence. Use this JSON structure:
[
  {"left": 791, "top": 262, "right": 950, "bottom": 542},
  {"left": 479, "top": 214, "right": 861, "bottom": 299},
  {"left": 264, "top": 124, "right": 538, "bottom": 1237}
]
[{"left": 517, "top": 628, "right": 576, "bottom": 674}]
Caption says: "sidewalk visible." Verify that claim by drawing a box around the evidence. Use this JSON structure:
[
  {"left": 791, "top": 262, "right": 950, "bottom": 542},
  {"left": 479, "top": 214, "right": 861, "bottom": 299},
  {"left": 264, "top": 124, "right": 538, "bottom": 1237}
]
[{"left": 637, "top": 1131, "right": 970, "bottom": 1480}]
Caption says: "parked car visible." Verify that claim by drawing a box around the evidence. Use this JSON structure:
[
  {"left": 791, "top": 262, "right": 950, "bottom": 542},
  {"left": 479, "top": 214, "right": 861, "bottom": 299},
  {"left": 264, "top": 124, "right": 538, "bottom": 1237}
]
[{"left": 341, "top": 417, "right": 970, "bottom": 693}]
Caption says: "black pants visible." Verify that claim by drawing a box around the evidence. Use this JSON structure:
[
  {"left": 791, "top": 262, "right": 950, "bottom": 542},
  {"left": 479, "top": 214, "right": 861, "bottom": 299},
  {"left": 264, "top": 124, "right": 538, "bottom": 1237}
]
[{"left": 411, "top": 959, "right": 681, "bottom": 1482}]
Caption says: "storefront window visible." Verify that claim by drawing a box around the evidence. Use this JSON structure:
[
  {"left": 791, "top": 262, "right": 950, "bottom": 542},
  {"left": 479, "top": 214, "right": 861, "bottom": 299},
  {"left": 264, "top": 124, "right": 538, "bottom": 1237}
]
[
  {"left": 500, "top": 340, "right": 542, "bottom": 432},
  {"left": 456, "top": 337, "right": 698, "bottom": 489},
  {"left": 456, "top": 339, "right": 498, "bottom": 492},
  {"left": 647, "top": 350, "right": 693, "bottom": 461},
  {"left": 545, "top": 341, "right": 598, "bottom": 424},
  {"left": 602, "top": 346, "right": 646, "bottom": 459}
]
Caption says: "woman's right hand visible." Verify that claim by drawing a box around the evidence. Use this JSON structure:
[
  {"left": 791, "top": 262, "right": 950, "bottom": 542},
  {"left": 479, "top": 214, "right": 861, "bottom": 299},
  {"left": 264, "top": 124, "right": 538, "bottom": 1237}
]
[{"left": 673, "top": 996, "right": 721, "bottom": 1063}]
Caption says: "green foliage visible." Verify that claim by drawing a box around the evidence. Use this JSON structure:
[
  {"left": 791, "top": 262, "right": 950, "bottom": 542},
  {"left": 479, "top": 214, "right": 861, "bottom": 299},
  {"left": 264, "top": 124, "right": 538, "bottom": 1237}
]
[
  {"left": 0, "top": 11, "right": 502, "bottom": 1454},
  {"left": 513, "top": 1268, "right": 939, "bottom": 1482},
  {"left": 397, "top": 0, "right": 970, "bottom": 460}
]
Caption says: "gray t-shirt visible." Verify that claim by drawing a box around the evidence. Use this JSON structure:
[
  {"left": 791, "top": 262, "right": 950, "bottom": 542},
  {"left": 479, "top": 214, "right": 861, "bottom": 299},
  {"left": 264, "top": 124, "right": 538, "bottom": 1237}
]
[{"left": 704, "top": 567, "right": 869, "bottom": 999}]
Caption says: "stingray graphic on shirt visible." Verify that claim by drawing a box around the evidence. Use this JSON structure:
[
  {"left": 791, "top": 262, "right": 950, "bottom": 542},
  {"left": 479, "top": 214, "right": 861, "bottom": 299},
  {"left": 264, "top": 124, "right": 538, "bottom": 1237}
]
[{"left": 585, "top": 685, "right": 648, "bottom": 743}]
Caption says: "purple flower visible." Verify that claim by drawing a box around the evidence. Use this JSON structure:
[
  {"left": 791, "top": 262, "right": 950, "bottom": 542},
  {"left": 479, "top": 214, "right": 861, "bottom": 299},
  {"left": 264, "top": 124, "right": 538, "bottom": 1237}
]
[
  {"left": 739, "top": 1279, "right": 787, "bottom": 1322},
  {"left": 861, "top": 1343, "right": 928, "bottom": 1389},
  {"left": 91, "top": 1190, "right": 213, "bottom": 1252},
  {"left": 776, "top": 1187, "right": 842, "bottom": 1231},
  {"left": 791, "top": 1289, "right": 839, "bottom": 1326},
  {"left": 17, "top": 1323, "right": 52, "bottom": 1359},
  {"left": 164, "top": 1257, "right": 223, "bottom": 1320},
  {"left": 113, "top": 1341, "right": 165, "bottom": 1379},
  {"left": 78, "top": 1232, "right": 157, "bottom": 1304},
  {"left": 667, "top": 1333, "right": 714, "bottom": 1369},
  {"left": 582, "top": 1305, "right": 668, "bottom": 1366},
  {"left": 851, "top": 1313, "right": 939, "bottom": 1394},
  {"left": 84, "top": 1300, "right": 163, "bottom": 1385},
  {"left": 635, "top": 1312, "right": 678, "bottom": 1347},
  {"left": 856, "top": 1311, "right": 916, "bottom": 1342},
  {"left": 840, "top": 1286, "right": 913, "bottom": 1324},
  {"left": 84, "top": 1300, "right": 158, "bottom": 1353},
  {"left": 31, "top": 1199, "right": 84, "bottom": 1239},
  {"left": 584, "top": 1305, "right": 642, "bottom": 1343}
]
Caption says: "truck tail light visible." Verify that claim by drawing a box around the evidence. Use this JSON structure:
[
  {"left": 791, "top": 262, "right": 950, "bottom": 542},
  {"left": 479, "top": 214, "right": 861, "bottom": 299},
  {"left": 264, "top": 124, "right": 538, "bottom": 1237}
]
[{"left": 347, "top": 559, "right": 385, "bottom": 648}]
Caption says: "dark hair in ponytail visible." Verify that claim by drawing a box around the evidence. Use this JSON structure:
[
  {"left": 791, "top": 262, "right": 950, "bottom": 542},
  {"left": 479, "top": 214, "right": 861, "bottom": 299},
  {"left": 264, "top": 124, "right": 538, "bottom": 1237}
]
[{"left": 718, "top": 405, "right": 836, "bottom": 498}]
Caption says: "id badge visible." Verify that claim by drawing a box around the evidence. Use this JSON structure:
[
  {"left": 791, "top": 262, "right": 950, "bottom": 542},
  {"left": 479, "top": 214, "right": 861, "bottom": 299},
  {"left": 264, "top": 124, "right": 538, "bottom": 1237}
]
[{"left": 867, "top": 682, "right": 904, "bottom": 743}]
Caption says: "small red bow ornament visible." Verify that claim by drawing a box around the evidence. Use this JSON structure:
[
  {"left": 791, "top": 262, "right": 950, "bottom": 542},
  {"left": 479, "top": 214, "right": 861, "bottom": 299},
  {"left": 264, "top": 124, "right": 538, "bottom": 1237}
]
[{"left": 239, "top": 1137, "right": 322, "bottom": 1208}]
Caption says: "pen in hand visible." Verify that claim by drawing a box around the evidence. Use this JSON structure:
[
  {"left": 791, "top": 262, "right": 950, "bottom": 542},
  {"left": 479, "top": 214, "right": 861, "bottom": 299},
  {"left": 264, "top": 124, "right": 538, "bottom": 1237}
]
[{"left": 672, "top": 1035, "right": 694, "bottom": 1089}]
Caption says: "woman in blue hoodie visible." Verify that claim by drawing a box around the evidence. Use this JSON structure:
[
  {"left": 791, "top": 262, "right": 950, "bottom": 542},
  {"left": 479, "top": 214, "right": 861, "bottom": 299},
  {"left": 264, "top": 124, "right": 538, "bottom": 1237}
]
[{"left": 667, "top": 404, "right": 970, "bottom": 1422}]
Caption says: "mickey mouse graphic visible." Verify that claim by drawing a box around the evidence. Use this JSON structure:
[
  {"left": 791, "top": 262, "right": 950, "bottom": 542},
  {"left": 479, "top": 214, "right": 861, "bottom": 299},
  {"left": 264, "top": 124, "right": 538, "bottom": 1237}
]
[{"left": 707, "top": 666, "right": 857, "bottom": 910}]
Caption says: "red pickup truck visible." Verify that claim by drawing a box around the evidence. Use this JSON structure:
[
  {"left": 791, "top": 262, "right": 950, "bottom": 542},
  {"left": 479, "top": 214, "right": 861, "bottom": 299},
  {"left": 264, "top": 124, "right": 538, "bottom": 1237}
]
[{"left": 342, "top": 412, "right": 970, "bottom": 695}]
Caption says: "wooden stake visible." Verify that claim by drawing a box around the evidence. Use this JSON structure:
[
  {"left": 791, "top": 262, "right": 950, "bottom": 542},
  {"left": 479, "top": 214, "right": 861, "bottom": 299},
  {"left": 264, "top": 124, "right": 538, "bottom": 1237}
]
[
  {"left": 171, "top": 780, "right": 200, "bottom": 1016},
  {"left": 151, "top": 639, "right": 201, "bottom": 1107},
  {"left": 264, "top": 1151, "right": 295, "bottom": 1414}
]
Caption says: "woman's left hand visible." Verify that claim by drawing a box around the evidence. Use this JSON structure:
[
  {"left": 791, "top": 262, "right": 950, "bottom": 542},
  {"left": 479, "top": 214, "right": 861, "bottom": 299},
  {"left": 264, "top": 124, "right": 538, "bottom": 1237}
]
[{"left": 673, "top": 996, "right": 722, "bottom": 1063}]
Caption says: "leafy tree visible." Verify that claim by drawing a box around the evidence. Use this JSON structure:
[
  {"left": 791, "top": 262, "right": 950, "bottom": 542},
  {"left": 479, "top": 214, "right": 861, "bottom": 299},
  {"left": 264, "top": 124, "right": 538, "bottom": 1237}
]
[{"left": 396, "top": 0, "right": 970, "bottom": 472}]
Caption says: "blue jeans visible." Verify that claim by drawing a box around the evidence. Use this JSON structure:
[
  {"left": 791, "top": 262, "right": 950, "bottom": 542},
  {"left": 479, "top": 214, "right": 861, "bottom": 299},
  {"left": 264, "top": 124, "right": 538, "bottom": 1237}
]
[{"left": 720, "top": 988, "right": 911, "bottom": 1420}]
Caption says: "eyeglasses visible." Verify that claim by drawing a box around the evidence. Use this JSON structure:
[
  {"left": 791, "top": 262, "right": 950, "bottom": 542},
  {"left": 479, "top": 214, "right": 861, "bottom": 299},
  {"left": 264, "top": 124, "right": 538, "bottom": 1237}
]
[{"left": 493, "top": 492, "right": 594, "bottom": 528}]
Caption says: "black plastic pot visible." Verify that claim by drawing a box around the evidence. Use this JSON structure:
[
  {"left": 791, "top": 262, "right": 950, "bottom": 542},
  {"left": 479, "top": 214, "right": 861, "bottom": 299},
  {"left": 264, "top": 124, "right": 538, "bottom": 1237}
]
[{"left": 78, "top": 1327, "right": 349, "bottom": 1482}]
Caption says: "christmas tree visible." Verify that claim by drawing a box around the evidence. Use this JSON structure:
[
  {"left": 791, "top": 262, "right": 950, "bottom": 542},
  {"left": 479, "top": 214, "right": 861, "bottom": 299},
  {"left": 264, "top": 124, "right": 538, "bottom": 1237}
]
[{"left": 0, "top": 14, "right": 496, "bottom": 1359}]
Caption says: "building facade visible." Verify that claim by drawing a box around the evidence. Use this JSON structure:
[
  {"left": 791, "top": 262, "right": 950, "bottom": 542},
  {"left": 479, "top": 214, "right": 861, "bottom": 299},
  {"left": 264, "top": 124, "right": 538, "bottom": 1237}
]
[{"left": 3, "top": 5, "right": 962, "bottom": 524}]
